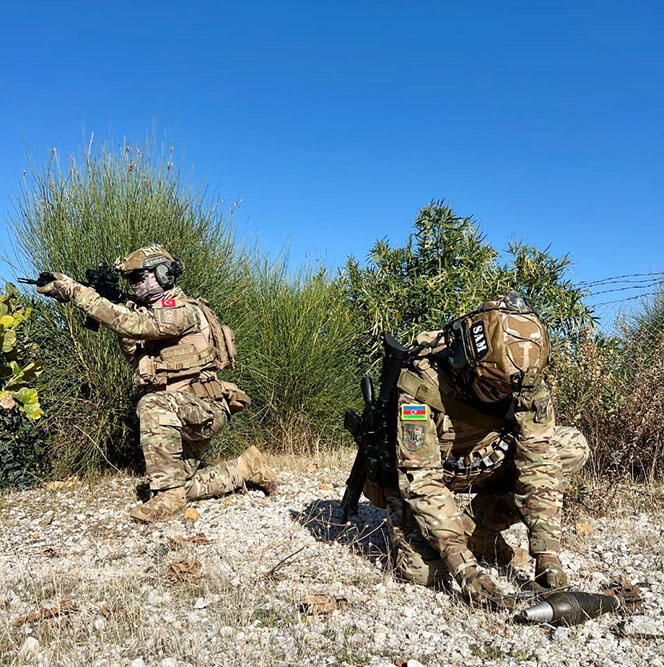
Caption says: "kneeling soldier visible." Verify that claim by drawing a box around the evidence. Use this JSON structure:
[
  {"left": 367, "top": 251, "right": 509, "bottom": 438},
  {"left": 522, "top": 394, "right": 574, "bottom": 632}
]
[
  {"left": 37, "top": 245, "right": 276, "bottom": 522},
  {"left": 363, "top": 293, "right": 589, "bottom": 604}
]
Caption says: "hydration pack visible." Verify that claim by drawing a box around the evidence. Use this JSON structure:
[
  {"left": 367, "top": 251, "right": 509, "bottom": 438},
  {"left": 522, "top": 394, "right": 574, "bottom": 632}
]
[
  {"left": 194, "top": 299, "right": 238, "bottom": 370},
  {"left": 445, "top": 292, "right": 550, "bottom": 402}
]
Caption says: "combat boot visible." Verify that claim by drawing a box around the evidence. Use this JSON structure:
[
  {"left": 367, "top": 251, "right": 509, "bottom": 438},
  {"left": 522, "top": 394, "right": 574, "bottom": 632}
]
[
  {"left": 237, "top": 446, "right": 278, "bottom": 494},
  {"left": 129, "top": 487, "right": 187, "bottom": 523},
  {"left": 535, "top": 554, "right": 569, "bottom": 589},
  {"left": 468, "top": 528, "right": 530, "bottom": 569}
]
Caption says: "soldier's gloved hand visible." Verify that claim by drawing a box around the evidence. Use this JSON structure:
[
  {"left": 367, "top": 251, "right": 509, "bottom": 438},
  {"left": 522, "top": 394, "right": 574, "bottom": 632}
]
[
  {"left": 36, "top": 272, "right": 76, "bottom": 303},
  {"left": 535, "top": 554, "right": 569, "bottom": 589},
  {"left": 458, "top": 567, "right": 505, "bottom": 606}
]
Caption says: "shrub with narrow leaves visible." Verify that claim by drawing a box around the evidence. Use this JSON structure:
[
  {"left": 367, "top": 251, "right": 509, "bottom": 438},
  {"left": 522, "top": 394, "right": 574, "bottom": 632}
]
[{"left": 339, "top": 200, "right": 593, "bottom": 364}]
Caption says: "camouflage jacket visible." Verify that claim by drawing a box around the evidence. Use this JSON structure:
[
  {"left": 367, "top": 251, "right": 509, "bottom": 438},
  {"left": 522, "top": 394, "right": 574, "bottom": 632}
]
[
  {"left": 395, "top": 332, "right": 563, "bottom": 557},
  {"left": 65, "top": 283, "right": 217, "bottom": 391}
]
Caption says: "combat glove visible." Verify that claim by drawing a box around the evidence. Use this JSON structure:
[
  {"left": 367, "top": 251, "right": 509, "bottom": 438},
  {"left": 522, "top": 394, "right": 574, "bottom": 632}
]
[{"left": 36, "top": 272, "right": 77, "bottom": 303}]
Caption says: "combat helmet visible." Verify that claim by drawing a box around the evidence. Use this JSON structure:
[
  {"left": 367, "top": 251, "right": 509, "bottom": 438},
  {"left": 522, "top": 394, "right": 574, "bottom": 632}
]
[{"left": 114, "top": 244, "right": 184, "bottom": 289}]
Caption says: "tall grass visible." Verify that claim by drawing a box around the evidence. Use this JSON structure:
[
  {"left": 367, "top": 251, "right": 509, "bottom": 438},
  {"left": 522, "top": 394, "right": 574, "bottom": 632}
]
[
  {"left": 228, "top": 257, "right": 361, "bottom": 454},
  {"left": 6, "top": 140, "right": 245, "bottom": 476},
  {"left": 3, "top": 139, "right": 362, "bottom": 479}
]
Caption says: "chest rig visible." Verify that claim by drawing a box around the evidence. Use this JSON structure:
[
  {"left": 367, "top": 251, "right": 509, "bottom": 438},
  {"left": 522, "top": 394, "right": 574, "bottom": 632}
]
[{"left": 133, "top": 292, "right": 250, "bottom": 412}]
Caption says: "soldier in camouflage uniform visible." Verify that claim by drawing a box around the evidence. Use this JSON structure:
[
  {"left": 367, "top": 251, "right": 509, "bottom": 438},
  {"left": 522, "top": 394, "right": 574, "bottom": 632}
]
[
  {"left": 383, "top": 294, "right": 589, "bottom": 604},
  {"left": 37, "top": 245, "right": 277, "bottom": 522}
]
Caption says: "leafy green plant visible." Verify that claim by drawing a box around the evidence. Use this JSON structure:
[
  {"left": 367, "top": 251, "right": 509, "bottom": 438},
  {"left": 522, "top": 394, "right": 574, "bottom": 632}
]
[
  {"left": 0, "top": 282, "right": 47, "bottom": 488},
  {"left": 0, "top": 283, "right": 43, "bottom": 420},
  {"left": 339, "top": 200, "right": 593, "bottom": 363},
  {"left": 224, "top": 257, "right": 361, "bottom": 454}
]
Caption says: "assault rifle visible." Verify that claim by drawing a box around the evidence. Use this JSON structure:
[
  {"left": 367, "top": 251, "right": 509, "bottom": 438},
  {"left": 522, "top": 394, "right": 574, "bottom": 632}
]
[
  {"left": 341, "top": 333, "right": 413, "bottom": 520},
  {"left": 18, "top": 263, "right": 134, "bottom": 332}
]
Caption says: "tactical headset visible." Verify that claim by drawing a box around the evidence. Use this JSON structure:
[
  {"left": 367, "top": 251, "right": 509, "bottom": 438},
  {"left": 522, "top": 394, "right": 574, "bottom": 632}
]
[{"left": 153, "top": 254, "right": 184, "bottom": 289}]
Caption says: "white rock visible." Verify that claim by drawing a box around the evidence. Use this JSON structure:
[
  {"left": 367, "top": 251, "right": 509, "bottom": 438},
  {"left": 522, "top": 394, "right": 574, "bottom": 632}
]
[
  {"left": 406, "top": 660, "right": 426, "bottom": 667},
  {"left": 20, "top": 637, "right": 40, "bottom": 654},
  {"left": 160, "top": 659, "right": 178, "bottom": 667},
  {"left": 194, "top": 597, "right": 210, "bottom": 609},
  {"left": 39, "top": 511, "right": 54, "bottom": 526},
  {"left": 147, "top": 590, "right": 164, "bottom": 605},
  {"left": 621, "top": 615, "right": 664, "bottom": 638},
  {"left": 94, "top": 617, "right": 106, "bottom": 631},
  {"left": 130, "top": 659, "right": 146, "bottom": 667}
]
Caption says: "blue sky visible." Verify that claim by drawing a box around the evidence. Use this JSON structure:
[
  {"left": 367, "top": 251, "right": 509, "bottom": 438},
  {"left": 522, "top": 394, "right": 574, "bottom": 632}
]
[{"left": 1, "top": 1, "right": 662, "bottom": 298}]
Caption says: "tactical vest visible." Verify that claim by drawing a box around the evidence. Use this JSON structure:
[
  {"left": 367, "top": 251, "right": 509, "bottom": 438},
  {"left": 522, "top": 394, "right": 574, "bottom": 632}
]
[
  {"left": 445, "top": 292, "right": 550, "bottom": 402},
  {"left": 135, "top": 293, "right": 250, "bottom": 413}
]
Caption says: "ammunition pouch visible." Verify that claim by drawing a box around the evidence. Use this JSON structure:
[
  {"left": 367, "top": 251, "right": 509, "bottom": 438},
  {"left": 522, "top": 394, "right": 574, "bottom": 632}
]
[
  {"left": 190, "top": 377, "right": 225, "bottom": 400},
  {"left": 185, "top": 378, "right": 251, "bottom": 414},
  {"left": 134, "top": 343, "right": 217, "bottom": 387},
  {"left": 442, "top": 438, "right": 511, "bottom": 476},
  {"left": 217, "top": 380, "right": 251, "bottom": 414}
]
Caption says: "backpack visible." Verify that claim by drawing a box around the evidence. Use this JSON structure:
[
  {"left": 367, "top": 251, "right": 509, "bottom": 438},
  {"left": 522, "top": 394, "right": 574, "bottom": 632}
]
[
  {"left": 445, "top": 292, "right": 550, "bottom": 402},
  {"left": 194, "top": 300, "right": 238, "bottom": 370}
]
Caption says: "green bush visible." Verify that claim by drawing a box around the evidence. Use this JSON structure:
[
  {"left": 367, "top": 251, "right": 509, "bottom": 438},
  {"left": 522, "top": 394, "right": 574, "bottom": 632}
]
[
  {"left": 226, "top": 258, "right": 361, "bottom": 454},
  {"left": 340, "top": 200, "right": 593, "bottom": 364},
  {"left": 0, "top": 283, "right": 47, "bottom": 488}
]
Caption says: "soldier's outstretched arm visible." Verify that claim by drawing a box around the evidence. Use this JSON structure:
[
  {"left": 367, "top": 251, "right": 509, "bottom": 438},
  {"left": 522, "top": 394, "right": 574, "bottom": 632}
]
[{"left": 38, "top": 274, "right": 196, "bottom": 339}]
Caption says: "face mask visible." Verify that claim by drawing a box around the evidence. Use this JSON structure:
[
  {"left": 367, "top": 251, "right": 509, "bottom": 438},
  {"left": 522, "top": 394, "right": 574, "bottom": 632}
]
[{"left": 129, "top": 271, "right": 164, "bottom": 304}]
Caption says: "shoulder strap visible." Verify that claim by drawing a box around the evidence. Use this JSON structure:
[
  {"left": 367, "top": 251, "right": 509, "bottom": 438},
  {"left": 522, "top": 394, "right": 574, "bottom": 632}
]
[{"left": 397, "top": 369, "right": 505, "bottom": 430}]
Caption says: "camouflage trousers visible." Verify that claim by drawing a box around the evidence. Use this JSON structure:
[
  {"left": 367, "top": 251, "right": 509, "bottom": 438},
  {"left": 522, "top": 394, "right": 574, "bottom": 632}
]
[
  {"left": 136, "top": 391, "right": 244, "bottom": 499},
  {"left": 386, "top": 426, "right": 589, "bottom": 586}
]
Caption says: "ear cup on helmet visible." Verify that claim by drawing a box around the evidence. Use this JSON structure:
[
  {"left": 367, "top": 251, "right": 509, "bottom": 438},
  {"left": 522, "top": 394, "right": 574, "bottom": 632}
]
[{"left": 154, "top": 263, "right": 174, "bottom": 288}]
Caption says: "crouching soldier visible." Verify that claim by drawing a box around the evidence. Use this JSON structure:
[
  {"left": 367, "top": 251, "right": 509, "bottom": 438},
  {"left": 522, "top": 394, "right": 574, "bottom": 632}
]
[
  {"left": 37, "top": 245, "right": 277, "bottom": 522},
  {"left": 349, "top": 293, "right": 589, "bottom": 605}
]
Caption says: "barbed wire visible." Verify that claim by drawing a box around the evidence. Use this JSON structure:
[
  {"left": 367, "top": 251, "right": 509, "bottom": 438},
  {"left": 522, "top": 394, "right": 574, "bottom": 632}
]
[
  {"left": 572, "top": 271, "right": 663, "bottom": 335},
  {"left": 576, "top": 271, "right": 664, "bottom": 289}
]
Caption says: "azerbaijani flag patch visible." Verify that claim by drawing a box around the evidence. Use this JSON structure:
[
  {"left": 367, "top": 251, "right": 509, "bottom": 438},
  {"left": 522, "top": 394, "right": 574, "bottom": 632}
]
[{"left": 400, "top": 404, "right": 428, "bottom": 421}]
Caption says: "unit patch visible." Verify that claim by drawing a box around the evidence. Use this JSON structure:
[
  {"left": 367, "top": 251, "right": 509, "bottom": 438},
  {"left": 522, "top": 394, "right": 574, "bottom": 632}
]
[
  {"left": 158, "top": 308, "right": 177, "bottom": 325},
  {"left": 470, "top": 320, "right": 489, "bottom": 358},
  {"left": 401, "top": 404, "right": 428, "bottom": 421},
  {"left": 402, "top": 422, "right": 426, "bottom": 452}
]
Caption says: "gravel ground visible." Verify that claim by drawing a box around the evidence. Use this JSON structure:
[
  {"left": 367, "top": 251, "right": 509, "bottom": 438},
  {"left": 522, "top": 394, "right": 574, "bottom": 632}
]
[{"left": 1, "top": 457, "right": 663, "bottom": 666}]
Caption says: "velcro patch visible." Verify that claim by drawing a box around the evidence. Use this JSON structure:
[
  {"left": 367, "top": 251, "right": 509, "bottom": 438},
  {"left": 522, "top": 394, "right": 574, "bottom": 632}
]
[
  {"left": 161, "top": 298, "right": 176, "bottom": 307},
  {"left": 400, "top": 404, "right": 428, "bottom": 421},
  {"left": 402, "top": 422, "right": 426, "bottom": 451},
  {"left": 158, "top": 308, "right": 177, "bottom": 325},
  {"left": 470, "top": 320, "right": 489, "bottom": 358}
]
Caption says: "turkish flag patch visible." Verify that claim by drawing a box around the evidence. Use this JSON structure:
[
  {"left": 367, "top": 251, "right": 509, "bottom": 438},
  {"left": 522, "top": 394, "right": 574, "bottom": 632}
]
[{"left": 161, "top": 298, "right": 176, "bottom": 307}]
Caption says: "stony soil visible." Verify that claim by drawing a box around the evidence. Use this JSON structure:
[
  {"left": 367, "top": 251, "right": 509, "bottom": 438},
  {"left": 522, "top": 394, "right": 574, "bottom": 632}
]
[{"left": 1, "top": 455, "right": 663, "bottom": 666}]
